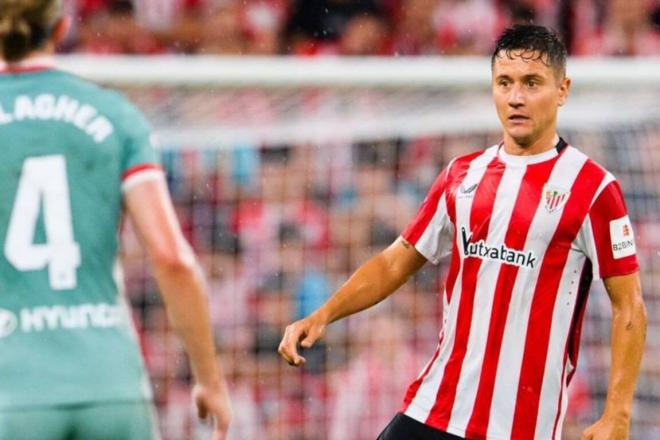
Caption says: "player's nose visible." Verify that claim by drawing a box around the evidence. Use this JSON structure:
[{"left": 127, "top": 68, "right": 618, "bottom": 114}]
[{"left": 508, "top": 85, "right": 525, "bottom": 107}]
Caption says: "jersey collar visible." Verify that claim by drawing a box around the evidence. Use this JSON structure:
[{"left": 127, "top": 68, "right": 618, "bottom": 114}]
[
  {"left": 0, "top": 56, "right": 55, "bottom": 74},
  {"left": 497, "top": 135, "right": 565, "bottom": 166}
]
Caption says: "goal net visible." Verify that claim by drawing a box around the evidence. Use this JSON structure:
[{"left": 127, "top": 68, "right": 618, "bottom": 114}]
[{"left": 59, "top": 55, "right": 660, "bottom": 440}]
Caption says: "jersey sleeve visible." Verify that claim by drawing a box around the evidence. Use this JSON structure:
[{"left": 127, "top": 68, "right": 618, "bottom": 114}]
[
  {"left": 118, "top": 100, "right": 162, "bottom": 192},
  {"left": 401, "top": 163, "right": 455, "bottom": 264},
  {"left": 577, "top": 179, "right": 639, "bottom": 280}
]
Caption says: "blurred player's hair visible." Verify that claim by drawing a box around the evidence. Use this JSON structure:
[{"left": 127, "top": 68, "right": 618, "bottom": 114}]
[
  {"left": 0, "top": 0, "right": 60, "bottom": 62},
  {"left": 492, "top": 24, "right": 567, "bottom": 79}
]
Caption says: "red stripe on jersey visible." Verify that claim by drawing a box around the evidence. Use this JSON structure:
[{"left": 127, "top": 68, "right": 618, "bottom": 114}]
[
  {"left": 401, "top": 344, "right": 442, "bottom": 413},
  {"left": 400, "top": 152, "right": 481, "bottom": 411},
  {"left": 403, "top": 166, "right": 451, "bottom": 245},
  {"left": 588, "top": 181, "right": 639, "bottom": 278},
  {"left": 444, "top": 240, "right": 461, "bottom": 304},
  {"left": 511, "top": 160, "right": 606, "bottom": 440},
  {"left": 551, "top": 260, "right": 593, "bottom": 438},
  {"left": 566, "top": 260, "right": 593, "bottom": 384},
  {"left": 465, "top": 158, "right": 558, "bottom": 437},
  {"left": 122, "top": 163, "right": 162, "bottom": 181},
  {"left": 442, "top": 153, "right": 481, "bottom": 303},
  {"left": 426, "top": 157, "right": 505, "bottom": 431},
  {"left": 403, "top": 231, "right": 462, "bottom": 412},
  {"left": 445, "top": 153, "right": 481, "bottom": 304}
]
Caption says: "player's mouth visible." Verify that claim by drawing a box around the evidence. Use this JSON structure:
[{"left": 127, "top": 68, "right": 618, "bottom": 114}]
[{"left": 508, "top": 114, "right": 529, "bottom": 122}]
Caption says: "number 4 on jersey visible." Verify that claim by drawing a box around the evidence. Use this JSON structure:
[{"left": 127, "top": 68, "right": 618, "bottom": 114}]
[{"left": 4, "top": 155, "right": 80, "bottom": 290}]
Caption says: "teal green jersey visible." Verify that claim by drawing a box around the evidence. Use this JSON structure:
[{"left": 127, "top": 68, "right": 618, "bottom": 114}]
[{"left": 0, "top": 66, "right": 159, "bottom": 408}]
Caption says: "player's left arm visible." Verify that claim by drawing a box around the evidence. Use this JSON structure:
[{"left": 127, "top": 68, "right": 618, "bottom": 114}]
[
  {"left": 581, "top": 272, "right": 647, "bottom": 440},
  {"left": 578, "top": 177, "right": 647, "bottom": 439}
]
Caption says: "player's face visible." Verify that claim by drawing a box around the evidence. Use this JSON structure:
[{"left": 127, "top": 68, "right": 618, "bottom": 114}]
[{"left": 492, "top": 51, "right": 570, "bottom": 147}]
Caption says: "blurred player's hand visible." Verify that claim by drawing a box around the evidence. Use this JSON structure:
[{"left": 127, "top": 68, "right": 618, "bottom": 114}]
[
  {"left": 278, "top": 312, "right": 328, "bottom": 366},
  {"left": 193, "top": 383, "right": 232, "bottom": 440},
  {"left": 581, "top": 415, "right": 629, "bottom": 440}
]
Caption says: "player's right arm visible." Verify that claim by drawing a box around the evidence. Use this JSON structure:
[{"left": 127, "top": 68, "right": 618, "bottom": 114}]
[
  {"left": 279, "top": 159, "right": 456, "bottom": 367},
  {"left": 278, "top": 237, "right": 427, "bottom": 366},
  {"left": 124, "top": 176, "right": 231, "bottom": 440}
]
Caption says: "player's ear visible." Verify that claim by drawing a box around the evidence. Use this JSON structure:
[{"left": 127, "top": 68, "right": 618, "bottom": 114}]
[
  {"left": 50, "top": 17, "right": 71, "bottom": 46},
  {"left": 557, "top": 76, "right": 571, "bottom": 107}
]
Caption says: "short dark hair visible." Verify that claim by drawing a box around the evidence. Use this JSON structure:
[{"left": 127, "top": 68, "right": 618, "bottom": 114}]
[
  {"left": 491, "top": 25, "right": 567, "bottom": 78},
  {"left": 0, "top": 0, "right": 60, "bottom": 63}
]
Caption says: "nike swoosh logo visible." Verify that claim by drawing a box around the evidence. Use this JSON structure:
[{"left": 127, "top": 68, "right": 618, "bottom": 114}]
[{"left": 460, "top": 183, "right": 478, "bottom": 194}]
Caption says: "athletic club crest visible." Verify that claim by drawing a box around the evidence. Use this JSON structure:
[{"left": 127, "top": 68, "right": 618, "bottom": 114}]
[{"left": 543, "top": 185, "right": 570, "bottom": 213}]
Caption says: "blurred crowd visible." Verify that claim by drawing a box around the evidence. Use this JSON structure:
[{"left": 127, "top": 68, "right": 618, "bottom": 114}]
[
  {"left": 119, "top": 125, "right": 660, "bottom": 439},
  {"left": 61, "top": 0, "right": 660, "bottom": 56},
  {"left": 95, "top": 2, "right": 660, "bottom": 438}
]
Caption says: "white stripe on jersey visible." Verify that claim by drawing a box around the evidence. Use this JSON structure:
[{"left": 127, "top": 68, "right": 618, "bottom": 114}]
[
  {"left": 593, "top": 172, "right": 616, "bottom": 204},
  {"left": 487, "top": 147, "right": 589, "bottom": 439},
  {"left": 416, "top": 193, "right": 453, "bottom": 264},
  {"left": 534, "top": 250, "right": 588, "bottom": 440},
  {"left": 405, "top": 146, "right": 498, "bottom": 422},
  {"left": 579, "top": 172, "right": 615, "bottom": 281},
  {"left": 553, "top": 361, "right": 572, "bottom": 440},
  {"left": 448, "top": 163, "right": 528, "bottom": 433},
  {"left": 576, "top": 216, "right": 601, "bottom": 279}
]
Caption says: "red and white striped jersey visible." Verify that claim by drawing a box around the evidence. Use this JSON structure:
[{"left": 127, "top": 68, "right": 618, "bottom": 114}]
[{"left": 400, "top": 141, "right": 639, "bottom": 440}]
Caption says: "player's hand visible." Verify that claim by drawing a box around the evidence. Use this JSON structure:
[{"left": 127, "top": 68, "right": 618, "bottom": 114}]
[
  {"left": 581, "top": 414, "right": 629, "bottom": 440},
  {"left": 278, "top": 312, "right": 327, "bottom": 366},
  {"left": 193, "top": 382, "right": 232, "bottom": 440}
]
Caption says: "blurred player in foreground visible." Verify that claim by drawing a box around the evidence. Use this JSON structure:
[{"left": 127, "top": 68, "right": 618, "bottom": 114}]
[
  {"left": 280, "top": 25, "right": 646, "bottom": 440},
  {"left": 0, "top": 1, "right": 231, "bottom": 439}
]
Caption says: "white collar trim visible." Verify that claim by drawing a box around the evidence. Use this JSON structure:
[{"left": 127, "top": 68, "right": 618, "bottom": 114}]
[{"left": 498, "top": 135, "right": 561, "bottom": 165}]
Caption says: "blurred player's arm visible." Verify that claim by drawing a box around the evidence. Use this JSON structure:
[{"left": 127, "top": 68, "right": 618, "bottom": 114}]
[
  {"left": 582, "top": 272, "right": 647, "bottom": 440},
  {"left": 124, "top": 175, "right": 231, "bottom": 440},
  {"left": 278, "top": 237, "right": 427, "bottom": 366}
]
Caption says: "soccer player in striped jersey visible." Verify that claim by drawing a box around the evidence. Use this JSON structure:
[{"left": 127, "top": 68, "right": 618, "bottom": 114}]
[
  {"left": 279, "top": 25, "right": 647, "bottom": 440},
  {"left": 0, "top": 1, "right": 231, "bottom": 439}
]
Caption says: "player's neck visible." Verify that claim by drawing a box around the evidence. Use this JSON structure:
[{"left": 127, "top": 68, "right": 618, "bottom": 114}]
[
  {"left": 502, "top": 130, "right": 559, "bottom": 156},
  {"left": 0, "top": 49, "right": 54, "bottom": 71},
  {"left": 21, "top": 46, "right": 56, "bottom": 64}
]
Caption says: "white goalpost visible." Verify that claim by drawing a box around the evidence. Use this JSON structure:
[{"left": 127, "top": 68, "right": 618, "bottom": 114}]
[{"left": 56, "top": 56, "right": 660, "bottom": 146}]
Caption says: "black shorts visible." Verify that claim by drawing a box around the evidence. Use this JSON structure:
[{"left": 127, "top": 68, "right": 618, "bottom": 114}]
[{"left": 377, "top": 413, "right": 465, "bottom": 440}]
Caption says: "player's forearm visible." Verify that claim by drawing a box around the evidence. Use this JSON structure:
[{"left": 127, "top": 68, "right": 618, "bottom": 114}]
[
  {"left": 315, "top": 251, "right": 412, "bottom": 325},
  {"left": 602, "top": 294, "right": 647, "bottom": 420},
  {"left": 153, "top": 261, "right": 221, "bottom": 389}
]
